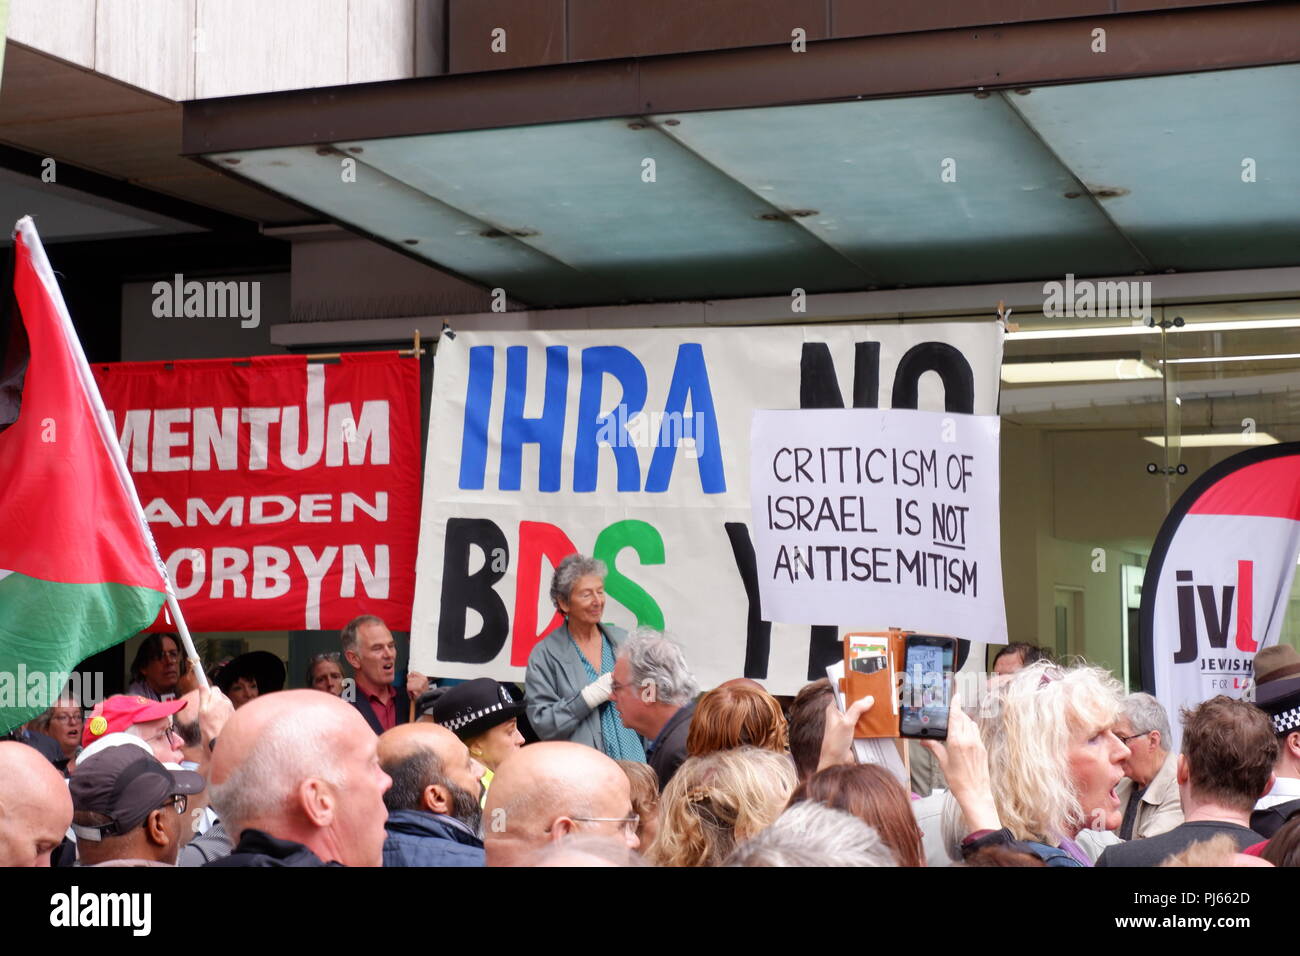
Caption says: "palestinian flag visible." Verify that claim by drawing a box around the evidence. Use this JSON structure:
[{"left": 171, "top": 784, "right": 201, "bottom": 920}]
[{"left": 0, "top": 217, "right": 167, "bottom": 733}]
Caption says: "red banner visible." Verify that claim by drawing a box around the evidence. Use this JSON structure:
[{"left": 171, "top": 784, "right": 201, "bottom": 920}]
[{"left": 92, "top": 352, "right": 421, "bottom": 631}]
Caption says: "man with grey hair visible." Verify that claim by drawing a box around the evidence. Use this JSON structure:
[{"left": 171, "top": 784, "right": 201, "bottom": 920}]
[
  {"left": 205, "top": 690, "right": 392, "bottom": 867},
  {"left": 341, "top": 614, "right": 429, "bottom": 735},
  {"left": 612, "top": 628, "right": 699, "bottom": 790},
  {"left": 725, "top": 801, "right": 894, "bottom": 867},
  {"left": 1113, "top": 692, "right": 1182, "bottom": 840}
]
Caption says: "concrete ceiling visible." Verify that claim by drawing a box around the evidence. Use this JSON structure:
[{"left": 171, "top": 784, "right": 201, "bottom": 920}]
[
  {"left": 0, "top": 44, "right": 309, "bottom": 227},
  {"left": 199, "top": 64, "right": 1300, "bottom": 307}
]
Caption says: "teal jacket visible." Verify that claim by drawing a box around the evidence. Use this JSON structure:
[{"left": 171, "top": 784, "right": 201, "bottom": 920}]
[{"left": 524, "top": 620, "right": 627, "bottom": 752}]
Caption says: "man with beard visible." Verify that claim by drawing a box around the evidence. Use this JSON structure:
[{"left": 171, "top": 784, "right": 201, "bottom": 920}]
[{"left": 377, "top": 723, "right": 487, "bottom": 866}]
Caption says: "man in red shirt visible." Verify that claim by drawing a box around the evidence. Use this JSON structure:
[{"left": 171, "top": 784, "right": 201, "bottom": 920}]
[{"left": 342, "top": 615, "right": 428, "bottom": 734}]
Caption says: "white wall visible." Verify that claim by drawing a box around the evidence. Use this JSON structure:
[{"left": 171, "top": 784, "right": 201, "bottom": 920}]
[{"left": 8, "top": 0, "right": 428, "bottom": 101}]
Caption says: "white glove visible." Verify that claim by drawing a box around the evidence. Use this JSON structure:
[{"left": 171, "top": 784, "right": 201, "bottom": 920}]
[{"left": 580, "top": 672, "right": 614, "bottom": 710}]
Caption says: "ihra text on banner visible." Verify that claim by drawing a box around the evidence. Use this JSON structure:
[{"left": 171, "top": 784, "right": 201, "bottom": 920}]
[
  {"left": 91, "top": 353, "right": 422, "bottom": 631},
  {"left": 411, "top": 323, "right": 1002, "bottom": 694},
  {"left": 750, "top": 408, "right": 1007, "bottom": 645}
]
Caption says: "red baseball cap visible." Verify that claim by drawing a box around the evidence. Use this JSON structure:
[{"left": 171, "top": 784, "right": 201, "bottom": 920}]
[{"left": 82, "top": 694, "right": 187, "bottom": 747}]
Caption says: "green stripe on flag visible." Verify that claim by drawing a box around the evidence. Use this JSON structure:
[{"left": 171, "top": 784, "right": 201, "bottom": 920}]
[{"left": 0, "top": 571, "right": 165, "bottom": 733}]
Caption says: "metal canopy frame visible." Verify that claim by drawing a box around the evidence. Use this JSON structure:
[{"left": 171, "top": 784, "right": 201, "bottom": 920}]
[{"left": 183, "top": 3, "right": 1300, "bottom": 155}]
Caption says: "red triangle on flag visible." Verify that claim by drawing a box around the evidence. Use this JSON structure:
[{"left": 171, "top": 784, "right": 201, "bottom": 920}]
[{"left": 0, "top": 218, "right": 166, "bottom": 592}]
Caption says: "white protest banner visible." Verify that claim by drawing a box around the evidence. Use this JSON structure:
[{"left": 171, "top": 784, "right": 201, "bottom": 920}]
[
  {"left": 411, "top": 322, "right": 1002, "bottom": 694},
  {"left": 750, "top": 408, "right": 1007, "bottom": 646}
]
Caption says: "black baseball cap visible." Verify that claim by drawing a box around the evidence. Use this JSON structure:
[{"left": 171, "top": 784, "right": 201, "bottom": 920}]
[{"left": 69, "top": 741, "right": 205, "bottom": 841}]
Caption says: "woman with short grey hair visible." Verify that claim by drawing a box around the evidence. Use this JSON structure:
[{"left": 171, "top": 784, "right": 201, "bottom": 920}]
[{"left": 524, "top": 554, "right": 646, "bottom": 761}]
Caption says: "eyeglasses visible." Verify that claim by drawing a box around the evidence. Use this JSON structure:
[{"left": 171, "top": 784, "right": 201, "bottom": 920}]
[
  {"left": 1118, "top": 730, "right": 1151, "bottom": 745},
  {"left": 574, "top": 815, "right": 640, "bottom": 837},
  {"left": 547, "top": 814, "right": 640, "bottom": 838},
  {"left": 48, "top": 713, "right": 82, "bottom": 724},
  {"left": 143, "top": 724, "right": 180, "bottom": 746},
  {"left": 163, "top": 793, "right": 188, "bottom": 815}
]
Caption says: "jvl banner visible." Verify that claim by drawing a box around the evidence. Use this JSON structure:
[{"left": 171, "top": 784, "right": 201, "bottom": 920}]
[
  {"left": 92, "top": 353, "right": 422, "bottom": 631},
  {"left": 750, "top": 408, "right": 1006, "bottom": 645},
  {"left": 412, "top": 323, "right": 1001, "bottom": 694},
  {"left": 1140, "top": 444, "right": 1300, "bottom": 751}
]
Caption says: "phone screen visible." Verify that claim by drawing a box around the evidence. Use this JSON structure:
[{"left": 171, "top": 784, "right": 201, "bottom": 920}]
[{"left": 900, "top": 639, "right": 955, "bottom": 738}]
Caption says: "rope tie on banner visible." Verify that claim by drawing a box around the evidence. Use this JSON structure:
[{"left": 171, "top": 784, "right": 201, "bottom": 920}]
[{"left": 996, "top": 300, "right": 1017, "bottom": 333}]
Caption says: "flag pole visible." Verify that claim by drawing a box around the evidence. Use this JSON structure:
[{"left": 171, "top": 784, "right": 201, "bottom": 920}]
[
  {"left": 164, "top": 592, "right": 207, "bottom": 690},
  {"left": 14, "top": 217, "right": 209, "bottom": 690}
]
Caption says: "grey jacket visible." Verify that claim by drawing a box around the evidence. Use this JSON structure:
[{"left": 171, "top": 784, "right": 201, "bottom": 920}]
[
  {"left": 177, "top": 820, "right": 234, "bottom": 867},
  {"left": 525, "top": 621, "right": 627, "bottom": 752}
]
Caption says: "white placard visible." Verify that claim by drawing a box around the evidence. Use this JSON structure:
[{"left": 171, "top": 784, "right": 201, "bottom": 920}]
[
  {"left": 411, "top": 323, "right": 1003, "bottom": 694},
  {"left": 750, "top": 408, "right": 1007, "bottom": 645}
]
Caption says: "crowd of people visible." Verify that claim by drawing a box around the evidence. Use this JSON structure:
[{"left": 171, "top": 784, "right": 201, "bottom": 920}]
[{"left": 3, "top": 552, "right": 1300, "bottom": 869}]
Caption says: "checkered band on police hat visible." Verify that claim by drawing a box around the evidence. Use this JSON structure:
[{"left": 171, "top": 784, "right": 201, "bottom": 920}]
[
  {"left": 1274, "top": 704, "right": 1300, "bottom": 736},
  {"left": 444, "top": 700, "right": 509, "bottom": 734},
  {"left": 1254, "top": 674, "right": 1300, "bottom": 737},
  {"left": 430, "top": 677, "right": 524, "bottom": 740}
]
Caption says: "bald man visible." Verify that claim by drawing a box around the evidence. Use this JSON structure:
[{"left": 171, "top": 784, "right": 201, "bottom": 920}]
[
  {"left": 533, "top": 834, "right": 646, "bottom": 867},
  {"left": 378, "top": 722, "right": 487, "bottom": 866},
  {"left": 0, "top": 740, "right": 73, "bottom": 866},
  {"left": 483, "top": 741, "right": 638, "bottom": 867},
  {"left": 205, "top": 690, "right": 391, "bottom": 867}
]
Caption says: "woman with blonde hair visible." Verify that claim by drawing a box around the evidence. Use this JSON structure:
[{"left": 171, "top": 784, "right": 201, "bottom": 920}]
[
  {"left": 650, "top": 746, "right": 795, "bottom": 867},
  {"left": 686, "top": 681, "right": 787, "bottom": 757},
  {"left": 618, "top": 759, "right": 662, "bottom": 849},
  {"left": 927, "top": 660, "right": 1130, "bottom": 866}
]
